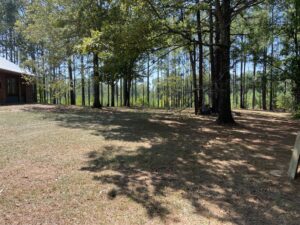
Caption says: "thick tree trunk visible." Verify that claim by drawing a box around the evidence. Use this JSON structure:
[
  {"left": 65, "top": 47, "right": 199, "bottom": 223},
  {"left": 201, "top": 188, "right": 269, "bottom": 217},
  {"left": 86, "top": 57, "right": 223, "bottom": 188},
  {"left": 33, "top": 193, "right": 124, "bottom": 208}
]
[
  {"left": 68, "top": 57, "right": 76, "bottom": 105},
  {"left": 123, "top": 77, "right": 131, "bottom": 107},
  {"left": 212, "top": 8, "right": 220, "bottom": 113},
  {"left": 92, "top": 53, "right": 101, "bottom": 108},
  {"left": 216, "top": 0, "right": 234, "bottom": 124}
]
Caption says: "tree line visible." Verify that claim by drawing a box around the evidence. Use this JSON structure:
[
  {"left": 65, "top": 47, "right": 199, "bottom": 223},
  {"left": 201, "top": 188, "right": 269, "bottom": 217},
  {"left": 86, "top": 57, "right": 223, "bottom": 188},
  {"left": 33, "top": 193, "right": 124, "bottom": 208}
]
[{"left": 0, "top": 0, "right": 299, "bottom": 124}]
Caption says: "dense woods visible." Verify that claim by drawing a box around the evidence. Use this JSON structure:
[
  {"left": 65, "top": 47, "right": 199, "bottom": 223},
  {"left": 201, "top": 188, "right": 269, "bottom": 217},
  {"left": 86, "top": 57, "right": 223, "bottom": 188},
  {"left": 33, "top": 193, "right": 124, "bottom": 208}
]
[{"left": 0, "top": 0, "right": 299, "bottom": 124}]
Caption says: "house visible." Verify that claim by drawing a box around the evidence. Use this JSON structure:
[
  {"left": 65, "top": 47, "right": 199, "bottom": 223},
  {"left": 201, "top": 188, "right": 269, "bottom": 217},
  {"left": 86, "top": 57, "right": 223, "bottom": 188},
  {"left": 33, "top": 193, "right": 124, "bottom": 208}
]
[{"left": 0, "top": 57, "right": 36, "bottom": 104}]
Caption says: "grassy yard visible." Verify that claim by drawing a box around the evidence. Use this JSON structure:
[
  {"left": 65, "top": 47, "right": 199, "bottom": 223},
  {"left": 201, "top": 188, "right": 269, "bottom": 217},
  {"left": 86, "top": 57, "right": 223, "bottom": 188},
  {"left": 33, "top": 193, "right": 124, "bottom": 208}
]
[{"left": 0, "top": 105, "right": 300, "bottom": 225}]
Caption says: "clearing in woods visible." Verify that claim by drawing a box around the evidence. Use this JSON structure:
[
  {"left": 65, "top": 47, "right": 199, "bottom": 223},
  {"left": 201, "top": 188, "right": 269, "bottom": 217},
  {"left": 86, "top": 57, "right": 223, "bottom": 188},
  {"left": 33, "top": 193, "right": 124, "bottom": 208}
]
[{"left": 0, "top": 105, "right": 299, "bottom": 225}]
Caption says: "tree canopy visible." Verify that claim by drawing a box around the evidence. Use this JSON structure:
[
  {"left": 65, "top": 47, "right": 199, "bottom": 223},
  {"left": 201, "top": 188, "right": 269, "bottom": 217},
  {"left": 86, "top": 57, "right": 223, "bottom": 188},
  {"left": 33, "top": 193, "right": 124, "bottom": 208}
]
[{"left": 0, "top": 0, "right": 299, "bottom": 123}]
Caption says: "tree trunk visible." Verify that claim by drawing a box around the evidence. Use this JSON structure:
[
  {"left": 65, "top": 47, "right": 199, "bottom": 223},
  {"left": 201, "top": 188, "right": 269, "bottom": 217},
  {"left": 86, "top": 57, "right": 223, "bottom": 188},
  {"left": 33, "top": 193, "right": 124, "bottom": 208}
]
[
  {"left": 107, "top": 83, "right": 110, "bottom": 106},
  {"left": 142, "top": 79, "right": 145, "bottom": 106},
  {"left": 197, "top": 0, "right": 203, "bottom": 113},
  {"left": 262, "top": 48, "right": 267, "bottom": 110},
  {"left": 209, "top": 4, "right": 217, "bottom": 112},
  {"left": 252, "top": 59, "right": 257, "bottom": 109},
  {"left": 243, "top": 55, "right": 247, "bottom": 107},
  {"left": 116, "top": 82, "right": 119, "bottom": 107},
  {"left": 81, "top": 56, "right": 85, "bottom": 106},
  {"left": 111, "top": 83, "right": 115, "bottom": 107},
  {"left": 166, "top": 53, "right": 170, "bottom": 108},
  {"left": 216, "top": 0, "right": 235, "bottom": 124},
  {"left": 212, "top": 6, "right": 220, "bottom": 113},
  {"left": 41, "top": 49, "right": 47, "bottom": 103},
  {"left": 73, "top": 57, "right": 76, "bottom": 104},
  {"left": 135, "top": 78, "right": 137, "bottom": 105},
  {"left": 120, "top": 79, "right": 123, "bottom": 106},
  {"left": 100, "top": 83, "right": 103, "bottom": 107},
  {"left": 269, "top": 6, "right": 274, "bottom": 111},
  {"left": 123, "top": 77, "right": 131, "bottom": 107},
  {"left": 157, "top": 60, "right": 160, "bottom": 108},
  {"left": 240, "top": 37, "right": 245, "bottom": 109},
  {"left": 189, "top": 44, "right": 199, "bottom": 115},
  {"left": 68, "top": 57, "right": 76, "bottom": 105},
  {"left": 234, "top": 63, "right": 238, "bottom": 107},
  {"left": 88, "top": 75, "right": 91, "bottom": 106},
  {"left": 92, "top": 53, "right": 101, "bottom": 108},
  {"left": 147, "top": 55, "right": 150, "bottom": 106}
]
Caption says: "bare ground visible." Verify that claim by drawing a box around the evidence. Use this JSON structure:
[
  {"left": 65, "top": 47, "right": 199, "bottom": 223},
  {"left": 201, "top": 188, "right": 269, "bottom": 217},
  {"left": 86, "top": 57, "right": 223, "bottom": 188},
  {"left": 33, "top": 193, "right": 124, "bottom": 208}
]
[{"left": 0, "top": 104, "right": 299, "bottom": 225}]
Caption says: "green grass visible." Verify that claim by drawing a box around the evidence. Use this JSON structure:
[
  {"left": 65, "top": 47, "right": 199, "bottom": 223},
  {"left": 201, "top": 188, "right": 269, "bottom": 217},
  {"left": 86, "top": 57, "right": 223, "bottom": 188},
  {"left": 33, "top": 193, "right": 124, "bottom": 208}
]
[{"left": 0, "top": 105, "right": 299, "bottom": 225}]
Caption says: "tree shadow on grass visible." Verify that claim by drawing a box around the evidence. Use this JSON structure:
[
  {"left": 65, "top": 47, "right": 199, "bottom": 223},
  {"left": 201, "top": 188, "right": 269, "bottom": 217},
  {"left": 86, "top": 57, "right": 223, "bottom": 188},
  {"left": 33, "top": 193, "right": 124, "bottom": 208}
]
[{"left": 24, "top": 106, "right": 300, "bottom": 224}]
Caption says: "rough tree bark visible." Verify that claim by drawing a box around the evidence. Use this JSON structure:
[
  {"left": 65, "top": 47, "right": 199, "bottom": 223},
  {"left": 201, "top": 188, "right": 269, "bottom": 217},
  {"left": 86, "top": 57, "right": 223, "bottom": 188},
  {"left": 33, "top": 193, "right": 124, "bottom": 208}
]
[
  {"left": 209, "top": 4, "right": 217, "bottom": 113},
  {"left": 215, "top": 0, "right": 235, "bottom": 124}
]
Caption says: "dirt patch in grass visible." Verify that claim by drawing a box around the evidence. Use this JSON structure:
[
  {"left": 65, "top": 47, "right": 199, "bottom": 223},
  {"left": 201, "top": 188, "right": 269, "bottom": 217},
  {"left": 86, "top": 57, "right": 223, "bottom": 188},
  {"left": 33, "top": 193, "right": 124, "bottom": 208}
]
[{"left": 0, "top": 104, "right": 299, "bottom": 225}]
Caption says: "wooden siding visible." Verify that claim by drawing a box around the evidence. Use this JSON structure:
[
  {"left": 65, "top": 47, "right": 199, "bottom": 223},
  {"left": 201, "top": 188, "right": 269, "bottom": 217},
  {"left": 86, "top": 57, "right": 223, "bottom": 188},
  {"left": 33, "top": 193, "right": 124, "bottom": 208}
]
[{"left": 0, "top": 70, "right": 35, "bottom": 105}]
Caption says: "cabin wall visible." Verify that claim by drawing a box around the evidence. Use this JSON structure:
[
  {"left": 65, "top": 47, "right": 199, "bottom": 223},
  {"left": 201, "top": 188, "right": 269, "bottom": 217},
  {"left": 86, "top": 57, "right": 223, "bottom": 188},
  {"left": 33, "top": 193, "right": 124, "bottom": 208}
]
[
  {"left": 0, "top": 70, "right": 36, "bottom": 105},
  {"left": 0, "top": 73, "right": 7, "bottom": 104}
]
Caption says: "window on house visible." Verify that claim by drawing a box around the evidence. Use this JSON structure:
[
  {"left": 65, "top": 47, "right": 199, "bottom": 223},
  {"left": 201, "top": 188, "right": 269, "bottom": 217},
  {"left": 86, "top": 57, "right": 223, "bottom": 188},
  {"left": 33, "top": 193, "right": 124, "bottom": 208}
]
[{"left": 7, "top": 78, "right": 18, "bottom": 96}]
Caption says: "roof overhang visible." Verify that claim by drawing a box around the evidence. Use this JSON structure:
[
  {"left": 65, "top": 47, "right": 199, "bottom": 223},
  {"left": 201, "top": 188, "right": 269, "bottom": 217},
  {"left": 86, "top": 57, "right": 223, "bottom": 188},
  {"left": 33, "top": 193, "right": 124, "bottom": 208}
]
[{"left": 0, "top": 57, "right": 35, "bottom": 76}]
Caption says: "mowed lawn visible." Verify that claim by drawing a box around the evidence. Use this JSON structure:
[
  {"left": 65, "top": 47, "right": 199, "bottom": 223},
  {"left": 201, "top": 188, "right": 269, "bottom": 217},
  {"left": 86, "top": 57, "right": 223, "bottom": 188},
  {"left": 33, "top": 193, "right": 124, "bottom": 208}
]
[{"left": 0, "top": 105, "right": 300, "bottom": 225}]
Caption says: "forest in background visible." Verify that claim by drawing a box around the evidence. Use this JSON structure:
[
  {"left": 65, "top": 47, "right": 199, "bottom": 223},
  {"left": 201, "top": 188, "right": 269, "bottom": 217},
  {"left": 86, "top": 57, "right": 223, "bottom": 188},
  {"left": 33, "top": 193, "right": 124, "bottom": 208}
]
[{"left": 0, "top": 0, "right": 299, "bottom": 124}]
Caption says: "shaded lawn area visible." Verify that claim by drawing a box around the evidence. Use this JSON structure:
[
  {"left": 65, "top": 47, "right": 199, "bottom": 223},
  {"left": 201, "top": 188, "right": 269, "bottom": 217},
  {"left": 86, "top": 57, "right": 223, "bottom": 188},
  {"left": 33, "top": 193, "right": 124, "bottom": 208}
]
[{"left": 0, "top": 104, "right": 300, "bottom": 225}]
